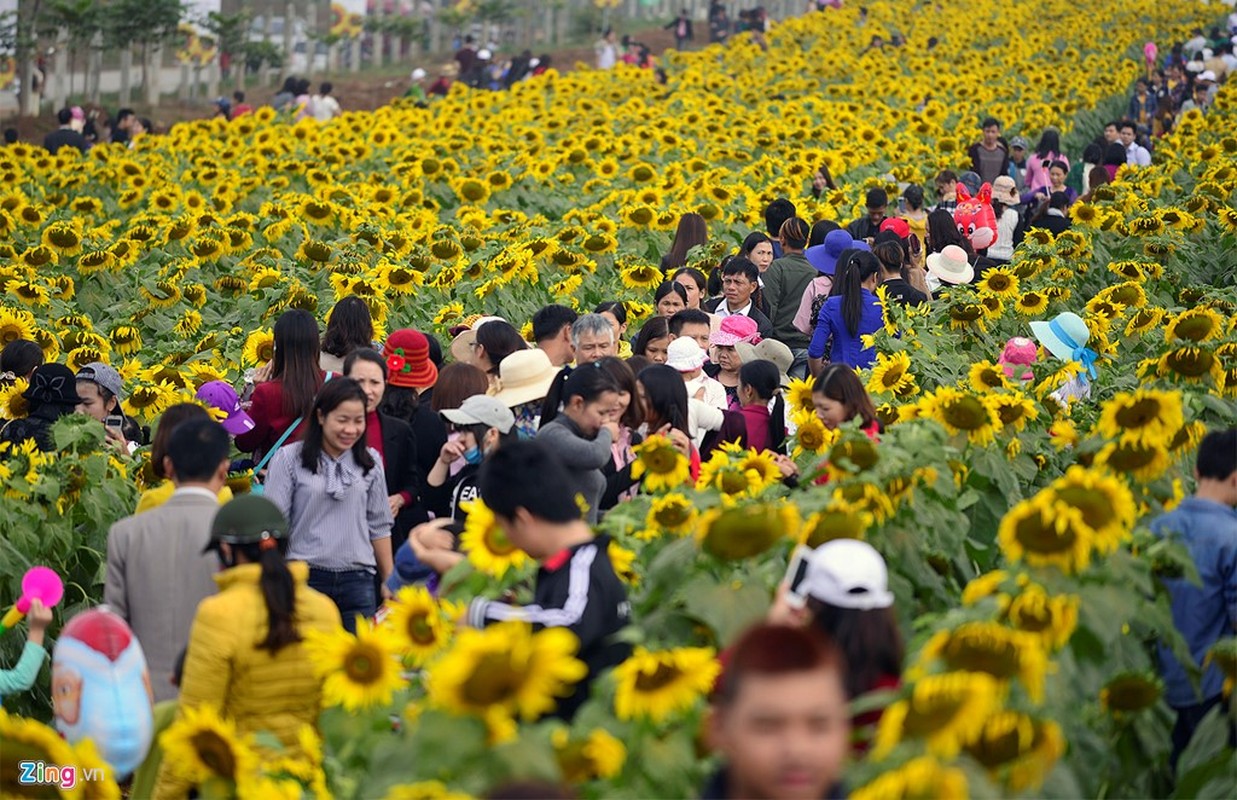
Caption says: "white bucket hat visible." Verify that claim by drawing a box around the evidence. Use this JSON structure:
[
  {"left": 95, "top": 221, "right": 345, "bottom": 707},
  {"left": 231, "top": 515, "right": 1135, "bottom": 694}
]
[
  {"left": 925, "top": 245, "right": 974, "bottom": 285},
  {"left": 803, "top": 539, "right": 895, "bottom": 610},
  {"left": 493, "top": 348, "right": 560, "bottom": 408}
]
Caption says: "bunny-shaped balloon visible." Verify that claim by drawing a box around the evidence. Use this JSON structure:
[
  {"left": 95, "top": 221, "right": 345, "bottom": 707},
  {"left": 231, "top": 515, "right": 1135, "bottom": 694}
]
[{"left": 954, "top": 183, "right": 998, "bottom": 251}]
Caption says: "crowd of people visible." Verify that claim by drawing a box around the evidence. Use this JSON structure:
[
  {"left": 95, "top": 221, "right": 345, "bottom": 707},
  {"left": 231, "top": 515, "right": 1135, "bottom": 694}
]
[{"left": 1, "top": 11, "right": 1236, "bottom": 800}]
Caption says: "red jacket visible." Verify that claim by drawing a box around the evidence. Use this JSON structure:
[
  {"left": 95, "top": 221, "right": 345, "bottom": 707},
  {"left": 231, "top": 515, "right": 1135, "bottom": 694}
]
[{"left": 236, "top": 379, "right": 310, "bottom": 456}]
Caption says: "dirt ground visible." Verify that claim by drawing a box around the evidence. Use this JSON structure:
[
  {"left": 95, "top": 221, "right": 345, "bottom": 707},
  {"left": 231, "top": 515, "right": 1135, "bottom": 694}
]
[{"left": 7, "top": 26, "right": 682, "bottom": 143}]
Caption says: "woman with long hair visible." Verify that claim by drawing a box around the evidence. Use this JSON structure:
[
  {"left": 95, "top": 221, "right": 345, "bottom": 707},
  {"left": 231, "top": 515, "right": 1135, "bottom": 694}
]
[
  {"left": 237, "top": 309, "right": 324, "bottom": 458},
  {"left": 595, "top": 300, "right": 632, "bottom": 358},
  {"left": 1024, "top": 127, "right": 1069, "bottom": 195},
  {"left": 632, "top": 316, "right": 673, "bottom": 364},
  {"left": 812, "top": 363, "right": 879, "bottom": 434},
  {"left": 536, "top": 364, "right": 622, "bottom": 523},
  {"left": 153, "top": 495, "right": 341, "bottom": 797},
  {"left": 264, "top": 378, "right": 394, "bottom": 632},
  {"left": 344, "top": 349, "right": 421, "bottom": 555},
  {"left": 660, "top": 212, "right": 708, "bottom": 271},
  {"left": 737, "top": 360, "right": 786, "bottom": 453},
  {"left": 636, "top": 364, "right": 699, "bottom": 474},
  {"left": 597, "top": 357, "right": 644, "bottom": 510},
  {"left": 319, "top": 296, "right": 374, "bottom": 372},
  {"left": 808, "top": 252, "right": 884, "bottom": 372},
  {"left": 75, "top": 361, "right": 144, "bottom": 446},
  {"left": 924, "top": 208, "right": 974, "bottom": 259},
  {"left": 0, "top": 339, "right": 42, "bottom": 390},
  {"left": 872, "top": 239, "right": 928, "bottom": 306},
  {"left": 653, "top": 280, "right": 689, "bottom": 319},
  {"left": 472, "top": 320, "right": 527, "bottom": 385},
  {"left": 740, "top": 231, "right": 774, "bottom": 315}
]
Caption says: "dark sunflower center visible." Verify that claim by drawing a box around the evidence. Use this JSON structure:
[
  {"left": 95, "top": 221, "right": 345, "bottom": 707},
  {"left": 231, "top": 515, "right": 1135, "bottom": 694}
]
[
  {"left": 943, "top": 633, "right": 1021, "bottom": 679},
  {"left": 343, "top": 641, "right": 385, "bottom": 685},
  {"left": 190, "top": 730, "right": 238, "bottom": 779},
  {"left": 407, "top": 614, "right": 437, "bottom": 645},
  {"left": 941, "top": 396, "right": 989, "bottom": 430},
  {"left": 1104, "top": 676, "right": 1161, "bottom": 711},
  {"left": 643, "top": 446, "right": 680, "bottom": 474},
  {"left": 1113, "top": 398, "right": 1162, "bottom": 429},
  {"left": 633, "top": 662, "right": 682, "bottom": 692},
  {"left": 1014, "top": 508, "right": 1078, "bottom": 555},
  {"left": 460, "top": 652, "right": 524, "bottom": 706},
  {"left": 951, "top": 305, "right": 984, "bottom": 322},
  {"left": 1174, "top": 316, "right": 1215, "bottom": 342},
  {"left": 654, "top": 502, "right": 691, "bottom": 527},
  {"left": 902, "top": 696, "right": 968, "bottom": 737},
  {"left": 996, "top": 402, "right": 1026, "bottom": 425},
  {"left": 805, "top": 511, "right": 865, "bottom": 548},
  {"left": 967, "top": 722, "right": 1027, "bottom": 767},
  {"left": 484, "top": 525, "right": 518, "bottom": 556},
  {"left": 1106, "top": 442, "right": 1158, "bottom": 470}
]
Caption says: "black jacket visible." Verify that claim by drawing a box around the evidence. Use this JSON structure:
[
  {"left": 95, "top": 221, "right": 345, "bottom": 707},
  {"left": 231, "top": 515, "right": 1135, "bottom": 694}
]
[
  {"left": 879, "top": 278, "right": 928, "bottom": 307},
  {"left": 423, "top": 462, "right": 480, "bottom": 523},
  {"left": 0, "top": 405, "right": 69, "bottom": 452},
  {"left": 703, "top": 298, "right": 776, "bottom": 342},
  {"left": 42, "top": 128, "right": 90, "bottom": 155},
  {"left": 467, "top": 534, "right": 632, "bottom": 720},
  {"left": 404, "top": 393, "right": 448, "bottom": 528},
  {"left": 377, "top": 412, "right": 421, "bottom": 552}
]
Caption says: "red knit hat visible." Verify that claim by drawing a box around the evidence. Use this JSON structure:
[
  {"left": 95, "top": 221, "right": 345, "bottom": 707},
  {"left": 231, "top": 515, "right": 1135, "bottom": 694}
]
[{"left": 383, "top": 329, "right": 438, "bottom": 388}]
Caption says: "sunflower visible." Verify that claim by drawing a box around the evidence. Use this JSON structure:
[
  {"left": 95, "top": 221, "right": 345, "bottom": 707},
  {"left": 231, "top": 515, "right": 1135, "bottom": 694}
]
[
  {"left": 159, "top": 704, "right": 259, "bottom": 787},
  {"left": 850, "top": 756, "right": 968, "bottom": 800},
  {"left": 383, "top": 780, "right": 474, "bottom": 800},
  {"left": 998, "top": 494, "right": 1094, "bottom": 573},
  {"left": 696, "top": 501, "right": 798, "bottom": 561},
  {"left": 791, "top": 412, "right": 835, "bottom": 459},
  {"left": 800, "top": 498, "right": 873, "bottom": 548},
  {"left": 697, "top": 447, "right": 774, "bottom": 497},
  {"left": 428, "top": 622, "right": 587, "bottom": 735},
  {"left": 552, "top": 727, "right": 627, "bottom": 783},
  {"left": 242, "top": 328, "right": 275, "bottom": 366},
  {"left": 10, "top": 280, "right": 49, "bottom": 306},
  {"left": 305, "top": 616, "right": 405, "bottom": 711},
  {"left": 867, "top": 351, "right": 917, "bottom": 396},
  {"left": 1157, "top": 345, "right": 1225, "bottom": 386},
  {"left": 0, "top": 708, "right": 82, "bottom": 797},
  {"left": 872, "top": 671, "right": 1001, "bottom": 759},
  {"left": 917, "top": 386, "right": 1002, "bottom": 446},
  {"left": 968, "top": 360, "right": 1011, "bottom": 393},
  {"left": 631, "top": 434, "right": 691, "bottom": 492},
  {"left": 0, "top": 307, "right": 35, "bottom": 345},
  {"left": 976, "top": 266, "right": 1020, "bottom": 299},
  {"left": 619, "top": 262, "right": 664, "bottom": 290},
  {"left": 784, "top": 377, "right": 815, "bottom": 413},
  {"left": 961, "top": 569, "right": 1010, "bottom": 606},
  {"left": 1004, "top": 583, "right": 1079, "bottom": 651},
  {"left": 1047, "top": 466, "right": 1136, "bottom": 553},
  {"left": 915, "top": 621, "right": 1050, "bottom": 702},
  {"left": 0, "top": 378, "right": 29, "bottom": 420},
  {"left": 385, "top": 585, "right": 455, "bottom": 665},
  {"left": 459, "top": 497, "right": 531, "bottom": 578},
  {"left": 642, "top": 492, "right": 698, "bottom": 540},
  {"left": 296, "top": 239, "right": 334, "bottom": 264},
  {"left": 965, "top": 712, "right": 1065, "bottom": 792},
  {"left": 1165, "top": 307, "right": 1224, "bottom": 344},
  {"left": 989, "top": 391, "right": 1039, "bottom": 432},
  {"left": 1124, "top": 306, "right": 1165, "bottom": 336},
  {"left": 1095, "top": 440, "right": 1171, "bottom": 483},
  {"left": 1095, "top": 388, "right": 1183, "bottom": 451},
  {"left": 1168, "top": 420, "right": 1208, "bottom": 455},
  {"left": 1100, "top": 672, "right": 1163, "bottom": 714},
  {"left": 612, "top": 645, "right": 720, "bottom": 723},
  {"left": 826, "top": 432, "right": 880, "bottom": 477},
  {"left": 109, "top": 325, "right": 143, "bottom": 356}
]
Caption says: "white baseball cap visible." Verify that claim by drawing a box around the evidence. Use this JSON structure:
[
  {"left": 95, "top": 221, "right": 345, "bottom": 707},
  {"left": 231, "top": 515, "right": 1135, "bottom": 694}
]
[{"left": 802, "top": 539, "right": 895, "bottom": 610}]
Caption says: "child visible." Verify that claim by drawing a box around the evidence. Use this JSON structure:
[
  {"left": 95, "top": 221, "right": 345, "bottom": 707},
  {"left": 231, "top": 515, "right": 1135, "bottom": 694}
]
[
  {"left": 0, "top": 599, "right": 52, "bottom": 697},
  {"left": 466, "top": 441, "right": 631, "bottom": 720},
  {"left": 999, "top": 336, "right": 1039, "bottom": 383},
  {"left": 1029, "top": 311, "right": 1098, "bottom": 405}
]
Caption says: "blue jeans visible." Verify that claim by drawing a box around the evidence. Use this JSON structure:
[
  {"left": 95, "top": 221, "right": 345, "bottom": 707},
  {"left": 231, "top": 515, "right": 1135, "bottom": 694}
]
[{"left": 308, "top": 568, "right": 376, "bottom": 634}]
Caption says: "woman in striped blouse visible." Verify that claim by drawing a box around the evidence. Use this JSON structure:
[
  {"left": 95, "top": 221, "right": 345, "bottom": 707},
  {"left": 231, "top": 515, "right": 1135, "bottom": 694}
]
[{"left": 264, "top": 378, "right": 394, "bottom": 633}]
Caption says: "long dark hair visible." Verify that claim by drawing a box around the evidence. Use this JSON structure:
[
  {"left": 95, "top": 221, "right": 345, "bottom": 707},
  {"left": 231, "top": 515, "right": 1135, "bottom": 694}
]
[
  {"left": 272, "top": 309, "right": 323, "bottom": 419},
  {"left": 241, "top": 537, "right": 301, "bottom": 654},
  {"left": 593, "top": 300, "right": 627, "bottom": 327},
  {"left": 810, "top": 602, "right": 904, "bottom": 699},
  {"left": 300, "top": 377, "right": 375, "bottom": 474},
  {"left": 926, "top": 209, "right": 974, "bottom": 258},
  {"left": 739, "top": 360, "right": 786, "bottom": 451},
  {"left": 653, "top": 280, "right": 688, "bottom": 311},
  {"left": 813, "top": 364, "right": 877, "bottom": 428},
  {"left": 598, "top": 356, "right": 642, "bottom": 430},
  {"left": 638, "top": 364, "right": 689, "bottom": 435},
  {"left": 1034, "top": 128, "right": 1061, "bottom": 159},
  {"left": 475, "top": 321, "right": 526, "bottom": 377},
  {"left": 830, "top": 252, "right": 882, "bottom": 336},
  {"left": 673, "top": 267, "right": 707, "bottom": 296},
  {"left": 872, "top": 240, "right": 906, "bottom": 277},
  {"left": 540, "top": 362, "right": 621, "bottom": 427},
  {"left": 740, "top": 231, "right": 771, "bottom": 257},
  {"left": 633, "top": 316, "right": 671, "bottom": 358},
  {"left": 661, "top": 212, "right": 708, "bottom": 271},
  {"left": 321, "top": 297, "right": 374, "bottom": 359}
]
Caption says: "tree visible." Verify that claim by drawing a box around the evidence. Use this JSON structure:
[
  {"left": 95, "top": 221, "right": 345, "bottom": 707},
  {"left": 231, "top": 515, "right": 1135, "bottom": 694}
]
[
  {"left": 202, "top": 10, "right": 249, "bottom": 89},
  {"left": 101, "top": 0, "right": 185, "bottom": 103},
  {"left": 37, "top": 0, "right": 102, "bottom": 99}
]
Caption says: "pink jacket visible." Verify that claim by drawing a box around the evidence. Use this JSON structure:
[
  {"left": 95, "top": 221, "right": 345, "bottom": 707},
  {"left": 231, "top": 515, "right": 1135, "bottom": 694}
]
[
  {"left": 1024, "top": 151, "right": 1070, "bottom": 194},
  {"left": 794, "top": 275, "right": 834, "bottom": 335}
]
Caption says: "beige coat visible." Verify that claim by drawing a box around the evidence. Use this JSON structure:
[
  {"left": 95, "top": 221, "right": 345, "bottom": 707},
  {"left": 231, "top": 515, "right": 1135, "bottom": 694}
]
[{"left": 104, "top": 490, "right": 221, "bottom": 703}]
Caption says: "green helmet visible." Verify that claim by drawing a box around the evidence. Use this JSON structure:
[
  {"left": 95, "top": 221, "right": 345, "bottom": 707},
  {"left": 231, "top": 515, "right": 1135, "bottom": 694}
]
[{"left": 203, "top": 495, "right": 289, "bottom": 554}]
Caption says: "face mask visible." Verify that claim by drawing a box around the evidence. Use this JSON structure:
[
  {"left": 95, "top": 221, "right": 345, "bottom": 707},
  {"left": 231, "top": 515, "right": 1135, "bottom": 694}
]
[{"left": 463, "top": 445, "right": 484, "bottom": 465}]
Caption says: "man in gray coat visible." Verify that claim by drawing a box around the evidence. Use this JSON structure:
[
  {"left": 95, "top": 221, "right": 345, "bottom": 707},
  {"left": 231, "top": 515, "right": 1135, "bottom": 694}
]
[{"left": 105, "top": 420, "right": 231, "bottom": 702}]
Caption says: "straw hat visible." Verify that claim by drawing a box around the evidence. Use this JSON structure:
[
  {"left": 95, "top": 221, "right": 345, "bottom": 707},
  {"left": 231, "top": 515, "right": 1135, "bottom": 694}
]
[
  {"left": 449, "top": 316, "right": 507, "bottom": 364},
  {"left": 736, "top": 339, "right": 793, "bottom": 386},
  {"left": 493, "top": 349, "right": 560, "bottom": 408}
]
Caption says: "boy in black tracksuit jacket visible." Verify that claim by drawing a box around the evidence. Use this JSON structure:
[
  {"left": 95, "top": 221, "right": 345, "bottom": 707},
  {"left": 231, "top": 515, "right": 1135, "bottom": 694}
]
[{"left": 468, "top": 441, "right": 632, "bottom": 720}]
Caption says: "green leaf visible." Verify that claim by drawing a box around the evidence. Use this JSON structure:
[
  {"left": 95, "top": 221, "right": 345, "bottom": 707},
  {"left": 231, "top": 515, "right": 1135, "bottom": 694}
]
[{"left": 680, "top": 579, "right": 768, "bottom": 648}]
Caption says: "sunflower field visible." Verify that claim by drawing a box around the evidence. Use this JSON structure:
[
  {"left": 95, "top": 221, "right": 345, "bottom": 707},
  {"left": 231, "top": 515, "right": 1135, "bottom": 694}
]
[{"left": 3, "top": 0, "right": 1237, "bottom": 797}]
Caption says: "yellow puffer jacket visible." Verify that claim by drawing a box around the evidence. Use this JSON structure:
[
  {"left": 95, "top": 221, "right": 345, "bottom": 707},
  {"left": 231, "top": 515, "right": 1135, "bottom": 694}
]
[{"left": 153, "top": 561, "right": 342, "bottom": 798}]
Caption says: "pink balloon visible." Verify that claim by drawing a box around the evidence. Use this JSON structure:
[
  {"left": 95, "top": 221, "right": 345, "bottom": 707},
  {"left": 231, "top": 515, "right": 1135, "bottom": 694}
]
[
  {"left": 16, "top": 566, "right": 64, "bottom": 613},
  {"left": 1144, "top": 42, "right": 1158, "bottom": 61}
]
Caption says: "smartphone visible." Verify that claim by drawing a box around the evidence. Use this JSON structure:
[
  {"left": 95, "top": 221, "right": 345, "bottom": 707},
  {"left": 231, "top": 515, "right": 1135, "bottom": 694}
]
[
  {"left": 104, "top": 414, "right": 124, "bottom": 434},
  {"left": 784, "top": 545, "right": 815, "bottom": 609}
]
